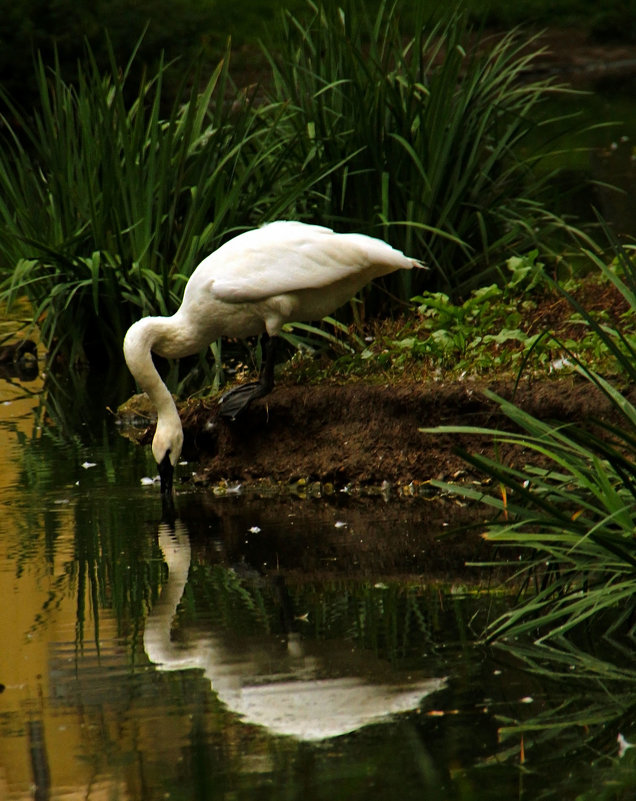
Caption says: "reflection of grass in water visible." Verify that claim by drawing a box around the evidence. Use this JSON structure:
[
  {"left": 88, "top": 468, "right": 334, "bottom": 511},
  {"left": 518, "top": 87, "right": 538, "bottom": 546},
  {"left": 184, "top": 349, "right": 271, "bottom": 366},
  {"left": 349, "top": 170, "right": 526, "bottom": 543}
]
[
  {"left": 479, "top": 638, "right": 636, "bottom": 801},
  {"left": 74, "top": 499, "right": 167, "bottom": 648},
  {"left": 5, "top": 365, "right": 161, "bottom": 650},
  {"left": 14, "top": 487, "right": 165, "bottom": 650},
  {"left": 21, "top": 496, "right": 634, "bottom": 795},
  {"left": 179, "top": 561, "right": 636, "bottom": 797},
  {"left": 9, "top": 364, "right": 152, "bottom": 494},
  {"left": 183, "top": 562, "right": 505, "bottom": 668}
]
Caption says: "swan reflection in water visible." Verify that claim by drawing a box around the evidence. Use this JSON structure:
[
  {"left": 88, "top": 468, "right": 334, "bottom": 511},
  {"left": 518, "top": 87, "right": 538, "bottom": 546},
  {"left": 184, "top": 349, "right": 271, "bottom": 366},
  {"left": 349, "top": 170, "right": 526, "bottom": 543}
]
[{"left": 144, "top": 521, "right": 446, "bottom": 742}]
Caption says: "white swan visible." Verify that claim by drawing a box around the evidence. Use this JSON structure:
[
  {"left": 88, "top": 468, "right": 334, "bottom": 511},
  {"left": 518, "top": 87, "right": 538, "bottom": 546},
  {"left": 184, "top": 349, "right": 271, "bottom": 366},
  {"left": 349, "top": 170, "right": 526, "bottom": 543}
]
[
  {"left": 144, "top": 522, "right": 445, "bottom": 741},
  {"left": 123, "top": 221, "right": 421, "bottom": 495}
]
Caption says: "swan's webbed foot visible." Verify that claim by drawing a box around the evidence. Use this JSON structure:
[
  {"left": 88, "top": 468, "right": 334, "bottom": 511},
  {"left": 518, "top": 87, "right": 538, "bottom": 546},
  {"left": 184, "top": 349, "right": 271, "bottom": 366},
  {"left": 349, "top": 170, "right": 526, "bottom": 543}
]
[
  {"left": 218, "top": 333, "right": 276, "bottom": 421},
  {"left": 218, "top": 379, "right": 273, "bottom": 420}
]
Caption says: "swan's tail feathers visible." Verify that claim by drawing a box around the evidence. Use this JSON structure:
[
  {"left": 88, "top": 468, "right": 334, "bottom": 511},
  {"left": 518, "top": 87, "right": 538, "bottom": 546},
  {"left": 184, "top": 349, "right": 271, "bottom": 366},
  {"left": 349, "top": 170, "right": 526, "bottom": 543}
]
[{"left": 345, "top": 233, "right": 425, "bottom": 273}]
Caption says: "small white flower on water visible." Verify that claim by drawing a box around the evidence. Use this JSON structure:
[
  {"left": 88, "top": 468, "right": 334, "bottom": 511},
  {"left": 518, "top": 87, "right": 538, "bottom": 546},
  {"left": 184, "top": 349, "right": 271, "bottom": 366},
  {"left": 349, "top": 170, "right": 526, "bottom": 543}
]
[
  {"left": 81, "top": 461, "right": 97, "bottom": 469},
  {"left": 519, "top": 696, "right": 534, "bottom": 704},
  {"left": 249, "top": 526, "right": 261, "bottom": 534},
  {"left": 334, "top": 520, "right": 347, "bottom": 528},
  {"left": 618, "top": 733, "right": 635, "bottom": 758}
]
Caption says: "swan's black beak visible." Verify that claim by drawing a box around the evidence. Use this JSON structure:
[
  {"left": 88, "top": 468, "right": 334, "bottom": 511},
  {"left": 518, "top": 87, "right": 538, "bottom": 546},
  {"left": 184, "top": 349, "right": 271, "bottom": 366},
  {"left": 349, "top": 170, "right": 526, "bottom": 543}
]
[
  {"left": 158, "top": 451, "right": 176, "bottom": 524},
  {"left": 158, "top": 451, "right": 174, "bottom": 498}
]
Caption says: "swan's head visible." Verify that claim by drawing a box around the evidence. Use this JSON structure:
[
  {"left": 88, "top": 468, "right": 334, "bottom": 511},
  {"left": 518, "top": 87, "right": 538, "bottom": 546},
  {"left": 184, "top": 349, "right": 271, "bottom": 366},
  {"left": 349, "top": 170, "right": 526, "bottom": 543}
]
[
  {"left": 123, "top": 315, "right": 184, "bottom": 499},
  {"left": 152, "top": 419, "right": 184, "bottom": 498}
]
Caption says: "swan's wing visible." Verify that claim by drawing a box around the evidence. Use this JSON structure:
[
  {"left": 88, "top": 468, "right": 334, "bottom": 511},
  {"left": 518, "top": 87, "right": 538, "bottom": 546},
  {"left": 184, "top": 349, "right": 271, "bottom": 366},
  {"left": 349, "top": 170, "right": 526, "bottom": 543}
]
[{"left": 203, "top": 222, "right": 416, "bottom": 304}]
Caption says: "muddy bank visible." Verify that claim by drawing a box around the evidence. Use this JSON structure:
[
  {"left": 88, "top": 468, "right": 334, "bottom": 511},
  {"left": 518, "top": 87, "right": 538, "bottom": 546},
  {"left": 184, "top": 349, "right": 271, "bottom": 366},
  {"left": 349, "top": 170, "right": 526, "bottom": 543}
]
[
  {"left": 528, "top": 28, "right": 636, "bottom": 83},
  {"left": 121, "top": 375, "right": 631, "bottom": 488}
]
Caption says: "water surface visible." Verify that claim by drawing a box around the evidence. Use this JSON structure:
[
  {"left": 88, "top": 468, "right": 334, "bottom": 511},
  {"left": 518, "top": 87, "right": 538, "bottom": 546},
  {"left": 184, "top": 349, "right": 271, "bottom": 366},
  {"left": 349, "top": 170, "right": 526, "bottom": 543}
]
[{"left": 0, "top": 360, "right": 633, "bottom": 801}]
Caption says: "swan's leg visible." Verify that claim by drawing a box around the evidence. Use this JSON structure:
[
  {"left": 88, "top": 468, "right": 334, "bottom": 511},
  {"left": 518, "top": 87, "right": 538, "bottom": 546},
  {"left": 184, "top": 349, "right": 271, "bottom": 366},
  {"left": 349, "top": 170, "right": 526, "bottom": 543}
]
[{"left": 218, "top": 334, "right": 276, "bottom": 420}]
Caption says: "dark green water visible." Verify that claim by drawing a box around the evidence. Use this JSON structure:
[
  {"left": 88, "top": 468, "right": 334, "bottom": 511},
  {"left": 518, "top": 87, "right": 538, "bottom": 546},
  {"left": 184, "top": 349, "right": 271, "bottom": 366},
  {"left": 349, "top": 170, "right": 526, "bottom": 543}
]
[
  {"left": 0, "top": 365, "right": 634, "bottom": 801},
  {"left": 531, "top": 70, "right": 636, "bottom": 242}
]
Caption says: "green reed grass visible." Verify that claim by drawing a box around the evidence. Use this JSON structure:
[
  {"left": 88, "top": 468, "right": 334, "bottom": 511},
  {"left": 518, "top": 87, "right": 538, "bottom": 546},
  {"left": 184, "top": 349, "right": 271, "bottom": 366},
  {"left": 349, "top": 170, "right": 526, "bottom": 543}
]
[
  {"left": 425, "top": 239, "right": 636, "bottom": 647},
  {"left": 0, "top": 2, "right": 596, "bottom": 368},
  {"left": 264, "top": 0, "right": 591, "bottom": 298},
  {"left": 0, "top": 38, "right": 324, "bottom": 362}
]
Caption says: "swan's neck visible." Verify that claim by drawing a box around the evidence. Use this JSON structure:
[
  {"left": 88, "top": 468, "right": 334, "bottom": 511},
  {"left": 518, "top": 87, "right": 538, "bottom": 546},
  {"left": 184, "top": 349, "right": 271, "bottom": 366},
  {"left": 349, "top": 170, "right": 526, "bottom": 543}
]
[
  {"left": 124, "top": 317, "right": 179, "bottom": 413},
  {"left": 123, "top": 316, "right": 188, "bottom": 464}
]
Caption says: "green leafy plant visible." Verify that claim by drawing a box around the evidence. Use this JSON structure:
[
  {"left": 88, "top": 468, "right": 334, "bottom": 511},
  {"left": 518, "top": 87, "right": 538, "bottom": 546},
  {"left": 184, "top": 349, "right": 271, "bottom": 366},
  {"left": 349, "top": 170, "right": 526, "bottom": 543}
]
[
  {"left": 408, "top": 254, "right": 545, "bottom": 370},
  {"left": 424, "top": 239, "right": 636, "bottom": 651}
]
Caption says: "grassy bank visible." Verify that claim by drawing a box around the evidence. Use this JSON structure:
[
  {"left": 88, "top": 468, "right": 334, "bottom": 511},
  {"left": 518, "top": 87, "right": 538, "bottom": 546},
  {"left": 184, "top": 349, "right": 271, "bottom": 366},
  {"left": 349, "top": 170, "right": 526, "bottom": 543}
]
[{"left": 0, "top": 2, "right": 594, "bottom": 366}]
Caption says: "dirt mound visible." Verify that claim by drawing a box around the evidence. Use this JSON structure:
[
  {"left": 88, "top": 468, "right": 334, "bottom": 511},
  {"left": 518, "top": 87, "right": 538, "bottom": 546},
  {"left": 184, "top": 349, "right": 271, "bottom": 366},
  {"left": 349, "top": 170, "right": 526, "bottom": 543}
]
[{"left": 137, "top": 376, "right": 627, "bottom": 488}]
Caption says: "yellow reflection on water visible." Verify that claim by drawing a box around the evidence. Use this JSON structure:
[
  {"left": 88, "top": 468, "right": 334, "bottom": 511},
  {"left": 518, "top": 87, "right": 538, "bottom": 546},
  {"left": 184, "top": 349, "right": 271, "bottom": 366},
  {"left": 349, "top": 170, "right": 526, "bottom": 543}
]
[
  {"left": 0, "top": 312, "right": 127, "bottom": 799},
  {"left": 0, "top": 341, "right": 75, "bottom": 795}
]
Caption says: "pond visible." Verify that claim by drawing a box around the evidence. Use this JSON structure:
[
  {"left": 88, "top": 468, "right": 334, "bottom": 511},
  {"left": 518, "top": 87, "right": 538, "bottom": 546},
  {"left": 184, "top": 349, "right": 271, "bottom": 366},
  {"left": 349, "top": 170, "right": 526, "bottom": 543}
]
[
  {"left": 1, "top": 354, "right": 634, "bottom": 801},
  {"left": 2, "top": 61, "right": 636, "bottom": 799},
  {"left": 524, "top": 70, "right": 636, "bottom": 244}
]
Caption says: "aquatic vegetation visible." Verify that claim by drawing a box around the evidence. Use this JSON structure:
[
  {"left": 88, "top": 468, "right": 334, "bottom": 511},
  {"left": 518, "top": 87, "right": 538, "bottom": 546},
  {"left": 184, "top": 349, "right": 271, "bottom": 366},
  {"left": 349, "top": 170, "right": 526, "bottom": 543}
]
[{"left": 427, "top": 240, "right": 636, "bottom": 653}]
